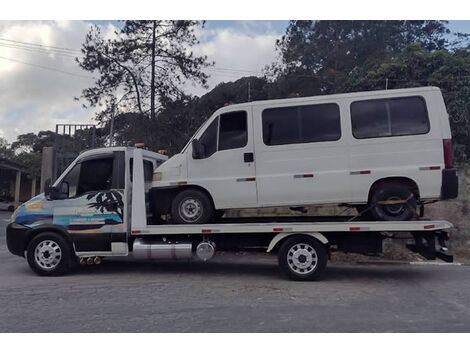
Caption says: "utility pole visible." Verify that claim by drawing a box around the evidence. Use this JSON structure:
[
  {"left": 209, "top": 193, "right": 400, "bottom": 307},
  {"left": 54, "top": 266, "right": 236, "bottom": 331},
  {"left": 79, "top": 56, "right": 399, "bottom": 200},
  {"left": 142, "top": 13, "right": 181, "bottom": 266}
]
[
  {"left": 150, "top": 20, "right": 157, "bottom": 120},
  {"left": 385, "top": 78, "right": 389, "bottom": 90},
  {"left": 109, "top": 97, "right": 115, "bottom": 147}
]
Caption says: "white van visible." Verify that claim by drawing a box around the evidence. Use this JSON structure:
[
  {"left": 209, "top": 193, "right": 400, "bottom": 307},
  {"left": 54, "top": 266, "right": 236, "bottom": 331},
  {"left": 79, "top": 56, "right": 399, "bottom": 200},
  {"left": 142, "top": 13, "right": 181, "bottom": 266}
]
[{"left": 150, "top": 87, "right": 458, "bottom": 224}]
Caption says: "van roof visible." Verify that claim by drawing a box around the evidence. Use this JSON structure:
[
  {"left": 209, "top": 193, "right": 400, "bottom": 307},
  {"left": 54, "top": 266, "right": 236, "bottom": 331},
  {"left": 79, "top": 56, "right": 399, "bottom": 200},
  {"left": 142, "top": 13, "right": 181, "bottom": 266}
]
[{"left": 216, "top": 86, "right": 441, "bottom": 112}]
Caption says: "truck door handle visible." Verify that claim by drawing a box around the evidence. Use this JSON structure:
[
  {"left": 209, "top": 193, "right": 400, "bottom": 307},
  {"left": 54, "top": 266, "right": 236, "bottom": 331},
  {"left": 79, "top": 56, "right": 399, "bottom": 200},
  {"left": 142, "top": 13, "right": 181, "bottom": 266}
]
[{"left": 244, "top": 152, "right": 254, "bottom": 163}]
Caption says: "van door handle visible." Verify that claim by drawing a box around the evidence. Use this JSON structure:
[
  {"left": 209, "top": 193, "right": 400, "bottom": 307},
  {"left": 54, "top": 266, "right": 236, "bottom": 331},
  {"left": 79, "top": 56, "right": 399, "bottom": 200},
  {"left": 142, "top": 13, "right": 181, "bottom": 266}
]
[{"left": 244, "top": 152, "right": 254, "bottom": 163}]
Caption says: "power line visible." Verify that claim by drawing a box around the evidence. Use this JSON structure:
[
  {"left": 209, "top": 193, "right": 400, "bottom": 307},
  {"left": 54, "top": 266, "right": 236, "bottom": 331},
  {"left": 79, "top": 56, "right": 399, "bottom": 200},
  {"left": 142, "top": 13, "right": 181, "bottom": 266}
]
[
  {"left": 0, "top": 42, "right": 78, "bottom": 59},
  {"left": 0, "top": 37, "right": 81, "bottom": 54},
  {"left": 0, "top": 55, "right": 93, "bottom": 79}
]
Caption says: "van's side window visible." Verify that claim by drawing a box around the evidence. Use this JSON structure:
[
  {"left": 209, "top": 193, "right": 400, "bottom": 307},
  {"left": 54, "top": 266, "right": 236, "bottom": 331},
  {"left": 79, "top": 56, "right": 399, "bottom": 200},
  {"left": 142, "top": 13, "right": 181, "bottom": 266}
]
[
  {"left": 351, "top": 96, "right": 430, "bottom": 139},
  {"left": 199, "top": 117, "right": 218, "bottom": 158},
  {"left": 218, "top": 111, "right": 248, "bottom": 151},
  {"left": 262, "top": 103, "right": 341, "bottom": 146}
]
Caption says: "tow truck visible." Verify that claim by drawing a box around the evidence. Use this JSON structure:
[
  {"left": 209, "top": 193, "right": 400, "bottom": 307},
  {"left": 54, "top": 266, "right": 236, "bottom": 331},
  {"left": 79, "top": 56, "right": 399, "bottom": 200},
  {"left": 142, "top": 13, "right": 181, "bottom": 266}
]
[{"left": 6, "top": 146, "right": 454, "bottom": 280}]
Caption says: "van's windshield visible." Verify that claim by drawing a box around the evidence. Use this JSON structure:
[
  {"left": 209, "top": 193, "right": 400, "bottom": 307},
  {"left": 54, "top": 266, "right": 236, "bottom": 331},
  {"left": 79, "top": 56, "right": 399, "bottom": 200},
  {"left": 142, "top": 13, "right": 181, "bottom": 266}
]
[{"left": 180, "top": 116, "right": 211, "bottom": 153}]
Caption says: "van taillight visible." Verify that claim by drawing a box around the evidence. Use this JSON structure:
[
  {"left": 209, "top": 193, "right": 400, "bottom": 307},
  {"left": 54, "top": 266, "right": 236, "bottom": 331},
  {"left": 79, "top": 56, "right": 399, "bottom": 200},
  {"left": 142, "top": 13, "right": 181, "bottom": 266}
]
[{"left": 443, "top": 139, "right": 454, "bottom": 169}]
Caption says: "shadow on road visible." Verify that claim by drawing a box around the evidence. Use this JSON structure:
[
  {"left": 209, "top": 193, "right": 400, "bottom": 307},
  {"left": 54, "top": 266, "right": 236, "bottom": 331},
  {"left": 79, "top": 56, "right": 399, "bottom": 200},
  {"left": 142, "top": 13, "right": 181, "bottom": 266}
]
[{"left": 62, "top": 257, "right": 434, "bottom": 283}]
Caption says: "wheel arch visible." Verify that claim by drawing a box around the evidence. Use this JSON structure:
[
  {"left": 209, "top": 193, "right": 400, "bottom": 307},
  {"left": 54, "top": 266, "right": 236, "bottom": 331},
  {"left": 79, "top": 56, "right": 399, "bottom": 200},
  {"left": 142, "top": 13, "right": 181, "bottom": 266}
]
[
  {"left": 26, "top": 225, "right": 75, "bottom": 254},
  {"left": 267, "top": 232, "right": 329, "bottom": 253},
  {"left": 151, "top": 184, "right": 217, "bottom": 214},
  {"left": 368, "top": 176, "right": 420, "bottom": 201}
]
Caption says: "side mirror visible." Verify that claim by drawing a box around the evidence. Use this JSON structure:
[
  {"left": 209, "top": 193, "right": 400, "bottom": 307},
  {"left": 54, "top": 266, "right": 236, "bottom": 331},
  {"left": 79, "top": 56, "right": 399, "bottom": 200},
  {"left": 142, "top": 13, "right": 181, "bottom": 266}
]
[
  {"left": 46, "top": 180, "right": 69, "bottom": 200},
  {"left": 44, "top": 178, "right": 52, "bottom": 198},
  {"left": 192, "top": 139, "right": 204, "bottom": 159},
  {"left": 59, "top": 181, "right": 69, "bottom": 196}
]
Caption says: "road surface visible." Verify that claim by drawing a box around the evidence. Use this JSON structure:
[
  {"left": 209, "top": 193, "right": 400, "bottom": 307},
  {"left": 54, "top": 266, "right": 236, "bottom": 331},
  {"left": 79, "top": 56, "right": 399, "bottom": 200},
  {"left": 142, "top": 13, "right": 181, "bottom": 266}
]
[{"left": 0, "top": 211, "right": 469, "bottom": 332}]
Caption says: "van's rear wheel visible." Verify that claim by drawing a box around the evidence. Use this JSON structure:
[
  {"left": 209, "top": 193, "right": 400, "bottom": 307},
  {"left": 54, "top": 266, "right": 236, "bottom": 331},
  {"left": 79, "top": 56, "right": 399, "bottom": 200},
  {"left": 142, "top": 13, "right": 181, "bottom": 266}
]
[
  {"left": 27, "top": 232, "right": 73, "bottom": 276},
  {"left": 369, "top": 183, "right": 417, "bottom": 221},
  {"left": 278, "top": 235, "right": 327, "bottom": 281},
  {"left": 171, "top": 189, "right": 214, "bottom": 224}
]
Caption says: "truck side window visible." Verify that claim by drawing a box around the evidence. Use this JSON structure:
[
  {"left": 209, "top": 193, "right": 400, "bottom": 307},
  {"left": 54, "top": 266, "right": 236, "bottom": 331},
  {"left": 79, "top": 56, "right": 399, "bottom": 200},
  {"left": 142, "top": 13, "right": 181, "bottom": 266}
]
[
  {"left": 129, "top": 159, "right": 154, "bottom": 182},
  {"left": 218, "top": 111, "right": 248, "bottom": 151},
  {"left": 198, "top": 117, "right": 218, "bottom": 158},
  {"left": 76, "top": 157, "right": 114, "bottom": 196},
  {"left": 61, "top": 163, "right": 81, "bottom": 198}
]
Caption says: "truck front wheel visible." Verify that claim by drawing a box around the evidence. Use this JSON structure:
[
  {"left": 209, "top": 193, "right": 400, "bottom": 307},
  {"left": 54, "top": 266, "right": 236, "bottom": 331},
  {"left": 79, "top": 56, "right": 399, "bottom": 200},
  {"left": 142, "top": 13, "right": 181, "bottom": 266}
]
[
  {"left": 278, "top": 235, "right": 327, "bottom": 281},
  {"left": 26, "top": 232, "right": 74, "bottom": 276},
  {"left": 171, "top": 189, "right": 214, "bottom": 224}
]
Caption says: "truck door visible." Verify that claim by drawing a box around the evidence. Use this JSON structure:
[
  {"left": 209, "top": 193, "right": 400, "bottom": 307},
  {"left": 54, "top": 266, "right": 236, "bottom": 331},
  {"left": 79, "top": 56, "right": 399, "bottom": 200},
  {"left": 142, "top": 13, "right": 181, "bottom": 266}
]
[
  {"left": 52, "top": 151, "right": 127, "bottom": 254},
  {"left": 188, "top": 108, "right": 257, "bottom": 209}
]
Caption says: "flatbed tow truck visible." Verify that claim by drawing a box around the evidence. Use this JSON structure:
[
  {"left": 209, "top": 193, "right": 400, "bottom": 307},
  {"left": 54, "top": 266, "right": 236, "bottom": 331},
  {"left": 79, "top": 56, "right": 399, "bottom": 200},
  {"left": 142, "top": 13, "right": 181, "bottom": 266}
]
[{"left": 6, "top": 147, "right": 453, "bottom": 280}]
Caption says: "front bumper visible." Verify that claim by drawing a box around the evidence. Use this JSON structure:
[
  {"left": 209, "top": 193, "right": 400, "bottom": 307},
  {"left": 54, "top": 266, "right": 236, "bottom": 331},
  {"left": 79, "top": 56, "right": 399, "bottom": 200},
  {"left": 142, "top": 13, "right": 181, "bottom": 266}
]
[
  {"left": 6, "top": 222, "right": 30, "bottom": 257},
  {"left": 441, "top": 168, "right": 458, "bottom": 199}
]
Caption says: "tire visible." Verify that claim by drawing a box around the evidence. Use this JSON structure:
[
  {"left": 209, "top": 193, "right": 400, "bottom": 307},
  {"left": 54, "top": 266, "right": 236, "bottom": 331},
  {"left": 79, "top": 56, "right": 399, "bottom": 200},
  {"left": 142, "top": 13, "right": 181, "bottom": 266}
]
[
  {"left": 26, "top": 232, "right": 74, "bottom": 276},
  {"left": 214, "top": 210, "right": 225, "bottom": 221},
  {"left": 278, "top": 235, "right": 328, "bottom": 281},
  {"left": 368, "top": 183, "right": 417, "bottom": 221},
  {"left": 8, "top": 205, "right": 14, "bottom": 212},
  {"left": 171, "top": 189, "right": 214, "bottom": 224}
]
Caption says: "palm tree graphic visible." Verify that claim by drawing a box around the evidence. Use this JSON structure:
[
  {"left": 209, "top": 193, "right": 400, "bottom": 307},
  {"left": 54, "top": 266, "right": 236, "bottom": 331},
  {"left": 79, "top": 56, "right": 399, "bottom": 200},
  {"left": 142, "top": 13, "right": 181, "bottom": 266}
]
[{"left": 86, "top": 190, "right": 124, "bottom": 221}]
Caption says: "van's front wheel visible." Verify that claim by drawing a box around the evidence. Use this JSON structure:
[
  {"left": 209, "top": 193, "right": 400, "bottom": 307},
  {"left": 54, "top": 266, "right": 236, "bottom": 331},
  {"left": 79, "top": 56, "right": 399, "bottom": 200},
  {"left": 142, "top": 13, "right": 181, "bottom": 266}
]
[{"left": 171, "top": 189, "right": 214, "bottom": 224}]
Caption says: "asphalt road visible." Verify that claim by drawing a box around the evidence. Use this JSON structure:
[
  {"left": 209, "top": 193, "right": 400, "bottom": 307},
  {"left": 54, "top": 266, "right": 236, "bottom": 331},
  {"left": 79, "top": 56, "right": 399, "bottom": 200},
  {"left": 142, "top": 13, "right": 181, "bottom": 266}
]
[{"left": 1, "top": 211, "right": 469, "bottom": 332}]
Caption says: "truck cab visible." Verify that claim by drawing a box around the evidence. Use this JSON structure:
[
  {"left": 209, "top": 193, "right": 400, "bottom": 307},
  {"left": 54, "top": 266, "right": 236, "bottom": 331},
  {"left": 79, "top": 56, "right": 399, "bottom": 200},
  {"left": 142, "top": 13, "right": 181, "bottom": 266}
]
[{"left": 7, "top": 147, "right": 167, "bottom": 262}]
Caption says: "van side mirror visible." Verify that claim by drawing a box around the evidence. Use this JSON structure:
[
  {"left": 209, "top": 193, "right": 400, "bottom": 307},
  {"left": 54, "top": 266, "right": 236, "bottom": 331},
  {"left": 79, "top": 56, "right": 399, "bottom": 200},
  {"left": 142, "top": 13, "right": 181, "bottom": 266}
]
[{"left": 192, "top": 139, "right": 204, "bottom": 159}]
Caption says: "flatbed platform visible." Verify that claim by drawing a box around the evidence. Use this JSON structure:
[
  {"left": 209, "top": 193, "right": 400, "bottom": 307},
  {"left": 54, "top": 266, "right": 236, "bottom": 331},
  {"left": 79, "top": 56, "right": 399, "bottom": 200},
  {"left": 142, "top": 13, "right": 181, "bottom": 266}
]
[{"left": 131, "top": 219, "right": 453, "bottom": 235}]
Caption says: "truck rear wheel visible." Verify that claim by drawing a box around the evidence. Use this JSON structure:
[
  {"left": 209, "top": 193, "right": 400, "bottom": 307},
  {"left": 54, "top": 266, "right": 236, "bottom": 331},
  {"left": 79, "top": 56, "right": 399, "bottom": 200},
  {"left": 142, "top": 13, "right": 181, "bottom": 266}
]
[
  {"left": 171, "top": 189, "right": 214, "bottom": 224},
  {"left": 26, "top": 232, "right": 73, "bottom": 276},
  {"left": 278, "top": 235, "right": 327, "bottom": 281}
]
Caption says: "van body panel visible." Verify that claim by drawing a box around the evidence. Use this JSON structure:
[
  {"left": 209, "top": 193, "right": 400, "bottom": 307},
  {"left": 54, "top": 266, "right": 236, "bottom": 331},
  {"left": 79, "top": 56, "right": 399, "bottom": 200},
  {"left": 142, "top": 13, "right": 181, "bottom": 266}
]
[
  {"left": 252, "top": 100, "right": 351, "bottom": 206},
  {"left": 151, "top": 87, "right": 457, "bottom": 212},
  {"left": 186, "top": 108, "right": 258, "bottom": 209}
]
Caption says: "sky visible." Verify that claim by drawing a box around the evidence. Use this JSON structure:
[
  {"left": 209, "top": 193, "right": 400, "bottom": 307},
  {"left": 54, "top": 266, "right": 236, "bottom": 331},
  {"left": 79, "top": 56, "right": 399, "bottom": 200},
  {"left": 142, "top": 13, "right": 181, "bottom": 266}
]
[{"left": 0, "top": 20, "right": 469, "bottom": 143}]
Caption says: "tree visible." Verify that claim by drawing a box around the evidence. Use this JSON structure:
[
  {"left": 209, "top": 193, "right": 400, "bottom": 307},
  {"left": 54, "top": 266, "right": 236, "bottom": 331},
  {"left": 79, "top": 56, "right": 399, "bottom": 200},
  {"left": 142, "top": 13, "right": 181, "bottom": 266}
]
[
  {"left": 77, "top": 20, "right": 212, "bottom": 123},
  {"left": 344, "top": 44, "right": 470, "bottom": 160},
  {"left": 0, "top": 137, "right": 13, "bottom": 159},
  {"left": 269, "top": 20, "right": 450, "bottom": 95}
]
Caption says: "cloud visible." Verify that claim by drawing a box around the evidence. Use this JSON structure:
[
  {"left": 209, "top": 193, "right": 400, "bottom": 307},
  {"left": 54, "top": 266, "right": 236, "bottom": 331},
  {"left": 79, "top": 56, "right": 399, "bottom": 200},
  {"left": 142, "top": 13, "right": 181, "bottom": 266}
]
[
  {"left": 0, "top": 20, "right": 283, "bottom": 142},
  {"left": 188, "top": 26, "right": 280, "bottom": 96},
  {"left": 0, "top": 20, "right": 100, "bottom": 142}
]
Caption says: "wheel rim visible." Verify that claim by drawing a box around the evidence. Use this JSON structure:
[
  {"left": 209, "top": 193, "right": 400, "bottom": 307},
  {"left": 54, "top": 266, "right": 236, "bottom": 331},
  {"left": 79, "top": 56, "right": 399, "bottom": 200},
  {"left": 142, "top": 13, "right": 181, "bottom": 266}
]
[
  {"left": 34, "top": 240, "right": 62, "bottom": 271},
  {"left": 287, "top": 243, "right": 318, "bottom": 275},
  {"left": 179, "top": 198, "right": 203, "bottom": 222},
  {"left": 383, "top": 196, "right": 405, "bottom": 215}
]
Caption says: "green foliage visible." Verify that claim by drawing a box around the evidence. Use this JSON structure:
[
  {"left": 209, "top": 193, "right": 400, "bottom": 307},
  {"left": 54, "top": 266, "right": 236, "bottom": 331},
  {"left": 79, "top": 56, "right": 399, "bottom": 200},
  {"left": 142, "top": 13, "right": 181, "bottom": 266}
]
[
  {"left": 270, "top": 20, "right": 450, "bottom": 95},
  {"left": 77, "top": 20, "right": 211, "bottom": 122}
]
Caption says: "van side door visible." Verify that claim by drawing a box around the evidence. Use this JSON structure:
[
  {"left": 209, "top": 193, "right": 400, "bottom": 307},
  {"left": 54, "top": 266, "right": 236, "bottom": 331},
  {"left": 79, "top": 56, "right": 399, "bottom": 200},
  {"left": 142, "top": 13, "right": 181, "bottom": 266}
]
[
  {"left": 187, "top": 108, "right": 257, "bottom": 209},
  {"left": 252, "top": 101, "right": 352, "bottom": 207}
]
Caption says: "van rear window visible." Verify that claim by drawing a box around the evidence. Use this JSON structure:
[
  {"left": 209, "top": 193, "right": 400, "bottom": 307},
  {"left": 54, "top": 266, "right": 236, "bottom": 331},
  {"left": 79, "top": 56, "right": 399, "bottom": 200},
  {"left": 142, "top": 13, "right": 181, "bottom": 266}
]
[
  {"left": 262, "top": 103, "right": 341, "bottom": 146},
  {"left": 351, "top": 96, "right": 430, "bottom": 139}
]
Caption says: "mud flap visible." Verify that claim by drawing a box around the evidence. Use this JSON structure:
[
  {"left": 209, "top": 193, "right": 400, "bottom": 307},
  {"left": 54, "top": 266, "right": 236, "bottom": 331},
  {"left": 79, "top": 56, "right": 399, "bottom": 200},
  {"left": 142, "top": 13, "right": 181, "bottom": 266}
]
[{"left": 407, "top": 231, "right": 453, "bottom": 263}]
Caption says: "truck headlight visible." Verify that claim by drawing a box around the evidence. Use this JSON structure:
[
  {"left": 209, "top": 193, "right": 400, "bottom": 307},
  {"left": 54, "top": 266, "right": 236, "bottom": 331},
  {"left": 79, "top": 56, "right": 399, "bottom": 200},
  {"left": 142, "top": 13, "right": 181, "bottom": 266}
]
[
  {"left": 153, "top": 172, "right": 163, "bottom": 182},
  {"left": 11, "top": 206, "right": 20, "bottom": 222}
]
